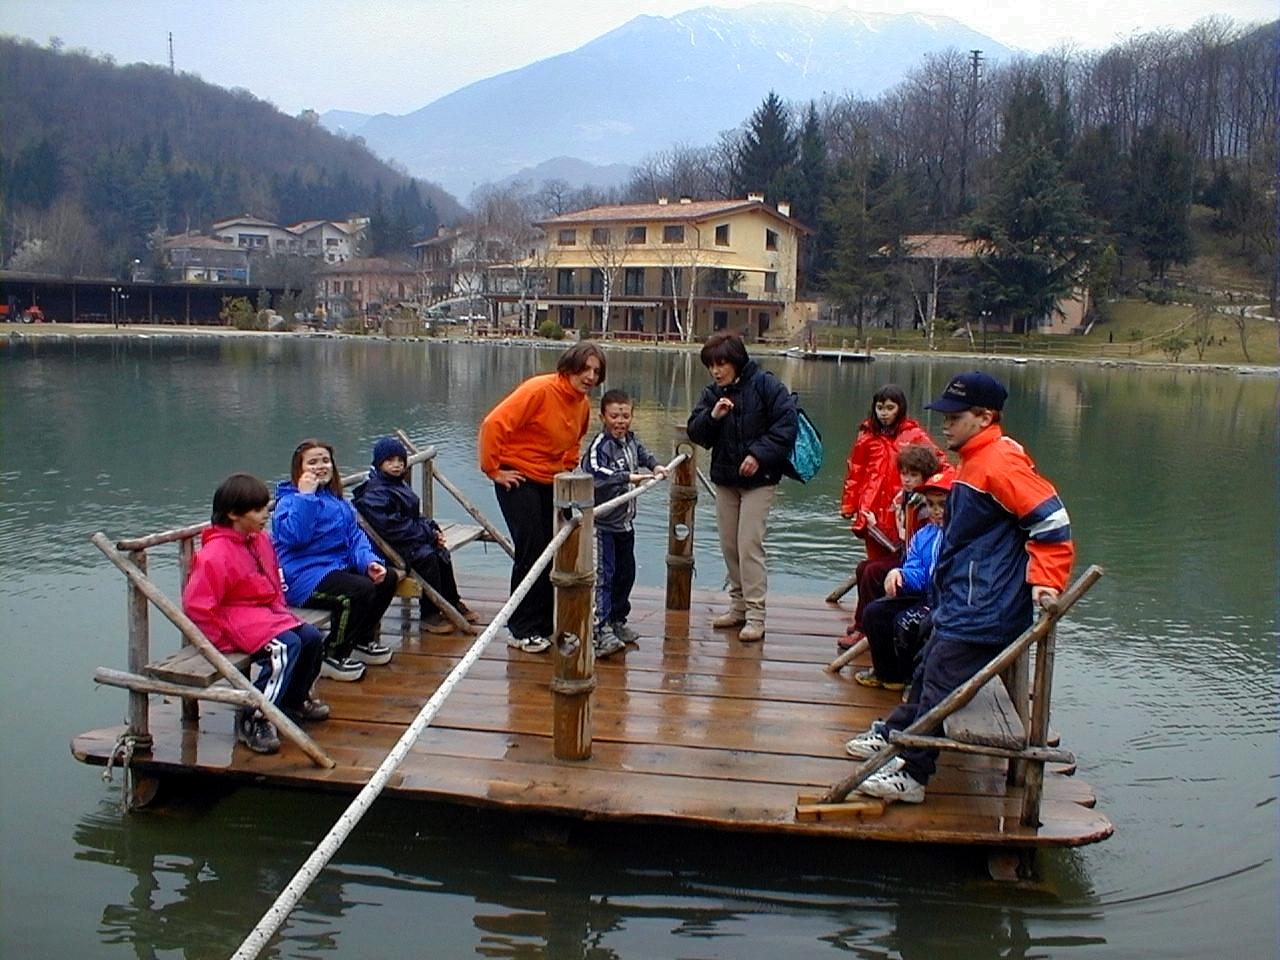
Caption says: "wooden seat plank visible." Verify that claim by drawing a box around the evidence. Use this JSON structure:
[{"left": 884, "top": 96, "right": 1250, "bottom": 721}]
[
  {"left": 143, "top": 608, "right": 331, "bottom": 687},
  {"left": 943, "top": 677, "right": 1027, "bottom": 749}
]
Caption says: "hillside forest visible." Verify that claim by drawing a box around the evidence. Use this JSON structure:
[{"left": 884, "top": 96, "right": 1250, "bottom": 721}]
[{"left": 2, "top": 18, "right": 1276, "bottom": 327}]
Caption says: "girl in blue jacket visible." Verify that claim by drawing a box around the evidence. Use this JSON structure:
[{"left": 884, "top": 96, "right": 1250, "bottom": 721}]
[{"left": 272, "top": 439, "right": 399, "bottom": 682}]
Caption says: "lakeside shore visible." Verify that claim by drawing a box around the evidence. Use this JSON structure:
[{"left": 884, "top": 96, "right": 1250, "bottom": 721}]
[{"left": 4, "top": 322, "right": 1277, "bottom": 377}]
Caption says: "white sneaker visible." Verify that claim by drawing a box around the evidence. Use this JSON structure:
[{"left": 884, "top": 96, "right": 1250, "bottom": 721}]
[
  {"left": 592, "top": 626, "right": 626, "bottom": 659},
  {"left": 855, "top": 766, "right": 926, "bottom": 804},
  {"left": 738, "top": 621, "right": 765, "bottom": 643},
  {"left": 844, "top": 723, "right": 890, "bottom": 759},
  {"left": 505, "top": 631, "right": 551, "bottom": 654}
]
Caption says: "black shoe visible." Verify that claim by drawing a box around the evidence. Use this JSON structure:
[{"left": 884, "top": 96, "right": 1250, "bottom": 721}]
[
  {"left": 320, "top": 655, "right": 366, "bottom": 682},
  {"left": 236, "top": 711, "right": 281, "bottom": 754},
  {"left": 420, "top": 612, "right": 454, "bottom": 634}
]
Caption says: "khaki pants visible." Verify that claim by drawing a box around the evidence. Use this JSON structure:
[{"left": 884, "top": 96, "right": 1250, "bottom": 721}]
[{"left": 713, "top": 483, "right": 777, "bottom": 624}]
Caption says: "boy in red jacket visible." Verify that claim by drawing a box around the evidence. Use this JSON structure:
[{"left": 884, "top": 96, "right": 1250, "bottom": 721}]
[{"left": 183, "top": 473, "right": 329, "bottom": 754}]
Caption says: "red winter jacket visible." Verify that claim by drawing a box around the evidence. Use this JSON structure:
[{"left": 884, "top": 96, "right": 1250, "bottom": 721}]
[
  {"left": 182, "top": 525, "right": 301, "bottom": 655},
  {"left": 841, "top": 417, "right": 942, "bottom": 543}
]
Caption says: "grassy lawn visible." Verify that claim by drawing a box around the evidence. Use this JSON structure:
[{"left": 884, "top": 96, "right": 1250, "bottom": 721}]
[{"left": 817, "top": 299, "right": 1278, "bottom": 367}]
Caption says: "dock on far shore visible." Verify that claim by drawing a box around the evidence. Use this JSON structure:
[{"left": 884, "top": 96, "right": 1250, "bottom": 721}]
[
  {"left": 72, "top": 577, "right": 1111, "bottom": 852},
  {"left": 784, "top": 345, "right": 875, "bottom": 362}
]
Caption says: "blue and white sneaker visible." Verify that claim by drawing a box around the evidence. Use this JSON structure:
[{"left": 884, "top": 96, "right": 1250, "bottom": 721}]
[
  {"left": 844, "top": 721, "right": 891, "bottom": 759},
  {"left": 855, "top": 765, "right": 925, "bottom": 804}
]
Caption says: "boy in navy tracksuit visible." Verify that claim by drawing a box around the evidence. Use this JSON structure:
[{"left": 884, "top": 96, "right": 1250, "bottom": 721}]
[
  {"left": 844, "top": 372, "right": 1074, "bottom": 804},
  {"left": 581, "top": 389, "right": 668, "bottom": 658}
]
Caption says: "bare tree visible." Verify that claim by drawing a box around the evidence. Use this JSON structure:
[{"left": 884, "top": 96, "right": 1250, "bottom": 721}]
[{"left": 584, "top": 225, "right": 630, "bottom": 333}]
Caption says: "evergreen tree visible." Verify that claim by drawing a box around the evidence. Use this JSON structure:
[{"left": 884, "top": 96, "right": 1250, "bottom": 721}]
[
  {"left": 822, "top": 156, "right": 915, "bottom": 331},
  {"left": 1067, "top": 123, "right": 1127, "bottom": 235},
  {"left": 794, "top": 102, "right": 829, "bottom": 288},
  {"left": 968, "top": 77, "right": 1093, "bottom": 332},
  {"left": 733, "top": 92, "right": 797, "bottom": 201},
  {"left": 1127, "top": 125, "right": 1194, "bottom": 280}
]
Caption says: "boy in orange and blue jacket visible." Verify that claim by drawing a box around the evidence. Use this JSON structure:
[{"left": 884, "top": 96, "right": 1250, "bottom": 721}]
[{"left": 844, "top": 371, "right": 1074, "bottom": 804}]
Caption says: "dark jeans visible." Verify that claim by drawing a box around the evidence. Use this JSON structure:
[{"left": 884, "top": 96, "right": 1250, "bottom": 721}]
[
  {"left": 595, "top": 529, "right": 636, "bottom": 628},
  {"left": 305, "top": 569, "right": 399, "bottom": 658},
  {"left": 494, "top": 478, "right": 555, "bottom": 640},
  {"left": 883, "top": 631, "right": 996, "bottom": 785},
  {"left": 252, "top": 623, "right": 324, "bottom": 711},
  {"left": 412, "top": 550, "right": 461, "bottom": 616},
  {"left": 852, "top": 552, "right": 899, "bottom": 631},
  {"left": 863, "top": 595, "right": 926, "bottom": 684}
]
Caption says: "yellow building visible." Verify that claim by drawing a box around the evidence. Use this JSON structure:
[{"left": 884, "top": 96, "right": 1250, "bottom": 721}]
[{"left": 512, "top": 195, "right": 813, "bottom": 341}]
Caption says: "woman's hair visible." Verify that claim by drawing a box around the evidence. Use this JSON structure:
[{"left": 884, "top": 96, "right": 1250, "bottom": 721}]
[
  {"left": 869, "top": 384, "right": 909, "bottom": 430},
  {"left": 895, "top": 443, "right": 941, "bottom": 478},
  {"left": 290, "top": 439, "right": 345, "bottom": 496},
  {"left": 699, "top": 331, "right": 749, "bottom": 373},
  {"left": 211, "top": 473, "right": 270, "bottom": 527},
  {"left": 556, "top": 340, "right": 607, "bottom": 382}
]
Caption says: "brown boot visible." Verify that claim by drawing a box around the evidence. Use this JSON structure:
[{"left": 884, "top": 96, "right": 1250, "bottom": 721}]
[
  {"left": 712, "top": 610, "right": 747, "bottom": 629},
  {"left": 738, "top": 621, "right": 765, "bottom": 643}
]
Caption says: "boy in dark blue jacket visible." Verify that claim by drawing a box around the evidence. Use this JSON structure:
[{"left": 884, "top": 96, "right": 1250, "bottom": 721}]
[
  {"left": 581, "top": 389, "right": 668, "bottom": 657},
  {"left": 352, "top": 437, "right": 478, "bottom": 633}
]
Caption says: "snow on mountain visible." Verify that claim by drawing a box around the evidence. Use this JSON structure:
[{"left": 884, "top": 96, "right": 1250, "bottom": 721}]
[{"left": 320, "top": 4, "right": 1014, "bottom": 199}]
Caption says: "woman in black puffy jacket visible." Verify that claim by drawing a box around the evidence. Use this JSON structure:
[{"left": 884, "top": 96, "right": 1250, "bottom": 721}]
[{"left": 686, "top": 332, "right": 796, "bottom": 642}]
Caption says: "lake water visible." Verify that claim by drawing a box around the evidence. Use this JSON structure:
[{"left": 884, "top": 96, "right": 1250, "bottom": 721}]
[{"left": 1, "top": 336, "right": 1276, "bottom": 959}]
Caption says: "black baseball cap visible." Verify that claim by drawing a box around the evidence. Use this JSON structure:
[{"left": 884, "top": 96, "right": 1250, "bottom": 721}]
[{"left": 925, "top": 371, "right": 1008, "bottom": 412}]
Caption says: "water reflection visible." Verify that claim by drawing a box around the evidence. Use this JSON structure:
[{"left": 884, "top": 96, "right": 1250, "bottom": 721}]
[{"left": 74, "top": 790, "right": 1110, "bottom": 959}]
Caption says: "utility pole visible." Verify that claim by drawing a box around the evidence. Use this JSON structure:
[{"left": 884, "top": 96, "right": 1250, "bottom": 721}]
[
  {"left": 960, "top": 49, "right": 983, "bottom": 211},
  {"left": 168, "top": 32, "right": 174, "bottom": 73}
]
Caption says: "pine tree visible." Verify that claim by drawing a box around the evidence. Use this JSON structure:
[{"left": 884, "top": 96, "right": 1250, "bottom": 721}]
[
  {"left": 968, "top": 77, "right": 1093, "bottom": 332},
  {"left": 733, "top": 92, "right": 797, "bottom": 201},
  {"left": 1127, "top": 125, "right": 1194, "bottom": 281}
]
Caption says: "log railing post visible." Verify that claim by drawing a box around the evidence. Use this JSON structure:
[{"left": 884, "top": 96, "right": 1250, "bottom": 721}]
[
  {"left": 177, "top": 536, "right": 200, "bottom": 724},
  {"left": 550, "top": 471, "right": 596, "bottom": 761},
  {"left": 1003, "top": 648, "right": 1030, "bottom": 787},
  {"left": 665, "top": 439, "right": 697, "bottom": 612},
  {"left": 125, "top": 549, "right": 153, "bottom": 750},
  {"left": 1021, "top": 624, "right": 1057, "bottom": 827}
]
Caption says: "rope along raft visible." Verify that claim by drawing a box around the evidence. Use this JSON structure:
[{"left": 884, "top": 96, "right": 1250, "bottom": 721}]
[{"left": 233, "top": 455, "right": 684, "bottom": 959}]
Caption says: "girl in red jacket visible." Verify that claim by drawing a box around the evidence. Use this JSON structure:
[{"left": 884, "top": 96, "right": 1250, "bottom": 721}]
[
  {"left": 841, "top": 385, "right": 940, "bottom": 556},
  {"left": 182, "top": 473, "right": 329, "bottom": 755},
  {"left": 839, "top": 386, "right": 943, "bottom": 647}
]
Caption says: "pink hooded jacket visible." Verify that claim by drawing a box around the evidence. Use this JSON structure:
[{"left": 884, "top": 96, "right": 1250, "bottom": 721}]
[{"left": 181, "top": 525, "right": 302, "bottom": 655}]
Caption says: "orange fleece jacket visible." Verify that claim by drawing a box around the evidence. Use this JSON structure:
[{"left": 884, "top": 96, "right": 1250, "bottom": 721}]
[{"left": 478, "top": 372, "right": 590, "bottom": 484}]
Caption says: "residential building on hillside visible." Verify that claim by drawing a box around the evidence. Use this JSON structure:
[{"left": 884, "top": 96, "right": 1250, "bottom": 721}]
[
  {"left": 162, "top": 234, "right": 250, "bottom": 283},
  {"left": 412, "top": 227, "right": 523, "bottom": 307},
  {"left": 501, "top": 195, "right": 814, "bottom": 340},
  {"left": 210, "top": 215, "right": 368, "bottom": 263},
  {"left": 894, "top": 234, "right": 1088, "bottom": 336},
  {"left": 314, "top": 257, "right": 418, "bottom": 320}
]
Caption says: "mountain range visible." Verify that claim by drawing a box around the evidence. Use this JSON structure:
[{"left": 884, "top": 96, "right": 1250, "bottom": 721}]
[{"left": 322, "top": 3, "right": 1015, "bottom": 200}]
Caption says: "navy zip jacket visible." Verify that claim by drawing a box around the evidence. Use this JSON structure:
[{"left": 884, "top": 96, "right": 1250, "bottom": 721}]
[
  {"left": 686, "top": 360, "right": 798, "bottom": 489},
  {"left": 351, "top": 468, "right": 447, "bottom": 566},
  {"left": 581, "top": 430, "right": 659, "bottom": 533},
  {"left": 930, "top": 424, "right": 1073, "bottom": 647}
]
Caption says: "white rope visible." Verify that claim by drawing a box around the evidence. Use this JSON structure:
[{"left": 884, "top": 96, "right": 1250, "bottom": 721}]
[
  {"left": 231, "top": 517, "right": 579, "bottom": 960},
  {"left": 593, "top": 453, "right": 686, "bottom": 520}
]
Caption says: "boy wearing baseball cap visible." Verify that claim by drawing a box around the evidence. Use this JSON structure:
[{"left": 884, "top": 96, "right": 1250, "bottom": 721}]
[{"left": 845, "top": 371, "right": 1074, "bottom": 803}]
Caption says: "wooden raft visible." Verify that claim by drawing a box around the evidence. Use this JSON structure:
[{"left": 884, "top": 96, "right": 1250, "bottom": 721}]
[{"left": 73, "top": 578, "right": 1112, "bottom": 848}]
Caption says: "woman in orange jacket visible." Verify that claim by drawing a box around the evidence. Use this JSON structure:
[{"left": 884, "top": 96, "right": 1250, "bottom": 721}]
[{"left": 478, "top": 340, "right": 606, "bottom": 652}]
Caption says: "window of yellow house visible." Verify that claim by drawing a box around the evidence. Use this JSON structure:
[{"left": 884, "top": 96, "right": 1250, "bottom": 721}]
[
  {"left": 714, "top": 224, "right": 730, "bottom": 245},
  {"left": 558, "top": 229, "right": 577, "bottom": 246},
  {"left": 590, "top": 227, "right": 611, "bottom": 245},
  {"left": 626, "top": 226, "right": 646, "bottom": 244},
  {"left": 764, "top": 271, "right": 777, "bottom": 293},
  {"left": 765, "top": 229, "right": 779, "bottom": 251},
  {"left": 662, "top": 225, "right": 685, "bottom": 243}
]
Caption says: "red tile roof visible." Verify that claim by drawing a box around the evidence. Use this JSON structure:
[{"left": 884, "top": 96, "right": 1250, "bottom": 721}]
[{"left": 540, "top": 198, "right": 811, "bottom": 233}]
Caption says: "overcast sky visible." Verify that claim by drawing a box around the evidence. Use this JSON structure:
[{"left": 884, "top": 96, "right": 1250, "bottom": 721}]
[{"left": 5, "top": 0, "right": 1272, "bottom": 116}]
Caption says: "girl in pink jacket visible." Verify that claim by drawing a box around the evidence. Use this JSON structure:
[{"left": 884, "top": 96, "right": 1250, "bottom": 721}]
[{"left": 182, "top": 473, "right": 329, "bottom": 754}]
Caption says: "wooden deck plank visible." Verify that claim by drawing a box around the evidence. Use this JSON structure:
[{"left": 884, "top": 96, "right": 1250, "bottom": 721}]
[{"left": 74, "top": 577, "right": 1111, "bottom": 849}]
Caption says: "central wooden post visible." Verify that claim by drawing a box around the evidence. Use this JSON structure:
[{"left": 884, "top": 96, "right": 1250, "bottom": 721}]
[
  {"left": 665, "top": 440, "right": 697, "bottom": 611},
  {"left": 550, "top": 471, "right": 596, "bottom": 761}
]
